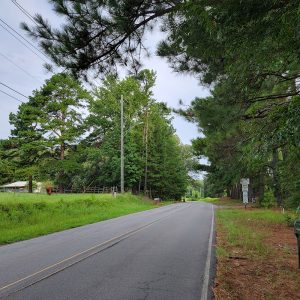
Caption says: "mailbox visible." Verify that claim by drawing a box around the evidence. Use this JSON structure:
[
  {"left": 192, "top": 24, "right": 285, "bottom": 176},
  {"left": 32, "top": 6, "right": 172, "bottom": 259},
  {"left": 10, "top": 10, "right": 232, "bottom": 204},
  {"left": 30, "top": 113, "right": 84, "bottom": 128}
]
[{"left": 294, "top": 219, "right": 300, "bottom": 269}]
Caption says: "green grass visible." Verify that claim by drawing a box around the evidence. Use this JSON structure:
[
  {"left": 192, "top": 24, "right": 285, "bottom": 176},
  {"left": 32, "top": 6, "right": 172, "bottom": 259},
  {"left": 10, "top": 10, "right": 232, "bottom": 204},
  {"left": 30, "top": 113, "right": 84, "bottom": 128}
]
[
  {"left": 216, "top": 209, "right": 286, "bottom": 258},
  {"left": 215, "top": 206, "right": 300, "bottom": 299},
  {"left": 0, "top": 192, "right": 166, "bottom": 244},
  {"left": 218, "top": 208, "right": 286, "bottom": 225},
  {"left": 196, "top": 197, "right": 220, "bottom": 203},
  {"left": 197, "top": 197, "right": 240, "bottom": 206}
]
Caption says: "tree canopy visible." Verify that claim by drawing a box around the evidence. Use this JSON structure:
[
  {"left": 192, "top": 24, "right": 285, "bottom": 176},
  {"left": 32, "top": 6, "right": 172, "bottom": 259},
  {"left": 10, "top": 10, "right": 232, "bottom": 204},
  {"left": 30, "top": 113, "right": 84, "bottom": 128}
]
[
  {"left": 22, "top": 0, "right": 181, "bottom": 78},
  {"left": 19, "top": 0, "right": 300, "bottom": 206},
  {"left": 2, "top": 71, "right": 189, "bottom": 200}
]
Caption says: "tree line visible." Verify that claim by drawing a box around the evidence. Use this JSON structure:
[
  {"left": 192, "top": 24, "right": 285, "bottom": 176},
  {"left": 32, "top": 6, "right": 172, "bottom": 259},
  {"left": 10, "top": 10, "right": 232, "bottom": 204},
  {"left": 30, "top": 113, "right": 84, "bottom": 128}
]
[
  {"left": 11, "top": 0, "right": 300, "bottom": 207},
  {"left": 0, "top": 70, "right": 189, "bottom": 200},
  {"left": 166, "top": 1, "right": 300, "bottom": 208}
]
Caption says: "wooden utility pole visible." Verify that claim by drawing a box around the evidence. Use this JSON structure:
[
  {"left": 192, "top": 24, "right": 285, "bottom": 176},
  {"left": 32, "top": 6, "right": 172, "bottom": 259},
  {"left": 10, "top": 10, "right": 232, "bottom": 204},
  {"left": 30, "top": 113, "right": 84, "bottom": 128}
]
[
  {"left": 120, "top": 95, "right": 124, "bottom": 193},
  {"left": 144, "top": 109, "right": 149, "bottom": 194}
]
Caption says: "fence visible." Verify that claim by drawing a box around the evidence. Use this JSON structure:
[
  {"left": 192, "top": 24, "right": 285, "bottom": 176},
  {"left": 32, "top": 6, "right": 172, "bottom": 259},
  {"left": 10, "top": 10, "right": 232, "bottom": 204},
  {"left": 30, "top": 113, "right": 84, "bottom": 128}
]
[{"left": 51, "top": 186, "right": 118, "bottom": 194}]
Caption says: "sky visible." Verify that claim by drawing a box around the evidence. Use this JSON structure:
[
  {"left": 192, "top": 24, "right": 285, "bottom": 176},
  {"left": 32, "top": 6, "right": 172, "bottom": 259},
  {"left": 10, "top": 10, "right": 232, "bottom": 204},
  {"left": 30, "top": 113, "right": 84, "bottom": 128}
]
[{"left": 0, "top": 0, "right": 210, "bottom": 145}]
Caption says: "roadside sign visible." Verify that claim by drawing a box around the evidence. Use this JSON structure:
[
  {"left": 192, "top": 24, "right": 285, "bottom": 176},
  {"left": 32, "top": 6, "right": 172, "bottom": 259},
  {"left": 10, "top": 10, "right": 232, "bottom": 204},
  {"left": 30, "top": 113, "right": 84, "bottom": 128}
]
[
  {"left": 242, "top": 184, "right": 248, "bottom": 191},
  {"left": 242, "top": 191, "right": 248, "bottom": 204},
  {"left": 240, "top": 178, "right": 249, "bottom": 185},
  {"left": 240, "top": 178, "right": 249, "bottom": 204}
]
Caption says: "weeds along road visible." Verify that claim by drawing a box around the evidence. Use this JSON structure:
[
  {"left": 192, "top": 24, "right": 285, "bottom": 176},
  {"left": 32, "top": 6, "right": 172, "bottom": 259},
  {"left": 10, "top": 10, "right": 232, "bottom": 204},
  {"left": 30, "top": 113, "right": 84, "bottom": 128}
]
[{"left": 0, "top": 202, "right": 215, "bottom": 300}]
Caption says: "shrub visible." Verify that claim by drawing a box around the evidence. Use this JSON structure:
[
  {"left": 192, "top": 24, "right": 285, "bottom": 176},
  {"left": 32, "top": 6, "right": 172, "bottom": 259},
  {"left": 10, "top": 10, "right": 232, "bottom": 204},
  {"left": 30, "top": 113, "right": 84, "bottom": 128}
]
[
  {"left": 260, "top": 189, "right": 276, "bottom": 208},
  {"left": 284, "top": 212, "right": 300, "bottom": 227}
]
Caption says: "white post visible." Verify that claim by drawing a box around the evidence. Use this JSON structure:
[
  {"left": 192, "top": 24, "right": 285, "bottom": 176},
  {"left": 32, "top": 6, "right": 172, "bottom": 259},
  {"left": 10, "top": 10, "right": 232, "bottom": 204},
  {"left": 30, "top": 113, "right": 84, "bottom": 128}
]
[{"left": 120, "top": 95, "right": 124, "bottom": 193}]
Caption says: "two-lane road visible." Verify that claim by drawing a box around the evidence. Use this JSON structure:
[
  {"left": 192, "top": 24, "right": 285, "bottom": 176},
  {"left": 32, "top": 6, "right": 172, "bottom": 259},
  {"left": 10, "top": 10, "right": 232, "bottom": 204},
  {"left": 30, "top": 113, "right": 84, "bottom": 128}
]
[{"left": 0, "top": 202, "right": 215, "bottom": 300}]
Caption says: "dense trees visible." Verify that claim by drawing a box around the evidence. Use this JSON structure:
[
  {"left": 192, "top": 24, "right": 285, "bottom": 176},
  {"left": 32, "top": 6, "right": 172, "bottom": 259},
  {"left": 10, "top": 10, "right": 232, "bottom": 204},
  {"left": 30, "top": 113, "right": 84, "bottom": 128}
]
[
  {"left": 20, "top": 1, "right": 300, "bottom": 206},
  {"left": 1, "top": 71, "right": 188, "bottom": 200},
  {"left": 165, "top": 1, "right": 300, "bottom": 207},
  {"left": 8, "top": 73, "right": 91, "bottom": 192},
  {"left": 83, "top": 71, "right": 188, "bottom": 199}
]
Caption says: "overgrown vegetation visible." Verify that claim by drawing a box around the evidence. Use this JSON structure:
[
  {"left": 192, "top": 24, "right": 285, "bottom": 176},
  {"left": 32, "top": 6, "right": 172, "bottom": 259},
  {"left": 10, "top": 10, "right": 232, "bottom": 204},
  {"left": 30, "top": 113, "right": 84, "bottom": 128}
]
[
  {"left": 215, "top": 207, "right": 300, "bottom": 299},
  {"left": 14, "top": 2, "right": 300, "bottom": 297},
  {"left": 0, "top": 193, "right": 164, "bottom": 244},
  {"left": 0, "top": 71, "right": 190, "bottom": 200},
  {"left": 184, "top": 179, "right": 204, "bottom": 201},
  {"left": 19, "top": 0, "right": 300, "bottom": 207}
]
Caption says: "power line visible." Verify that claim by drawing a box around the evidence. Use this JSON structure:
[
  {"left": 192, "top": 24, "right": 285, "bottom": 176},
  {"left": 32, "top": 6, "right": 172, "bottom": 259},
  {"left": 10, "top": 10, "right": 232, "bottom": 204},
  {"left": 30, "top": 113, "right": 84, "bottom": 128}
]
[
  {"left": 10, "top": 0, "right": 39, "bottom": 26},
  {"left": 0, "top": 89, "right": 24, "bottom": 103},
  {"left": 9, "top": 1, "right": 95, "bottom": 82},
  {"left": 9, "top": 2, "right": 67, "bottom": 75},
  {"left": 0, "top": 51, "right": 42, "bottom": 84},
  {"left": 0, "top": 17, "right": 49, "bottom": 61},
  {"left": 0, "top": 82, "right": 29, "bottom": 99},
  {"left": 0, "top": 18, "right": 49, "bottom": 63}
]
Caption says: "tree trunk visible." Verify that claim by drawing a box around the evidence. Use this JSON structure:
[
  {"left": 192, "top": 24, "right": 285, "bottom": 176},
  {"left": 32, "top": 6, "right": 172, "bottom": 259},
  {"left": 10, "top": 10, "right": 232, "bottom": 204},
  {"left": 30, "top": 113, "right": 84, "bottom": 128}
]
[
  {"left": 226, "top": 186, "right": 230, "bottom": 198},
  {"left": 143, "top": 110, "right": 149, "bottom": 195},
  {"left": 28, "top": 175, "right": 33, "bottom": 193},
  {"left": 258, "top": 172, "right": 265, "bottom": 205},
  {"left": 280, "top": 146, "right": 290, "bottom": 199},
  {"left": 238, "top": 183, "right": 242, "bottom": 200},
  {"left": 272, "top": 148, "right": 283, "bottom": 206},
  {"left": 59, "top": 142, "right": 65, "bottom": 193},
  {"left": 231, "top": 185, "right": 236, "bottom": 199},
  {"left": 138, "top": 177, "right": 141, "bottom": 194}
]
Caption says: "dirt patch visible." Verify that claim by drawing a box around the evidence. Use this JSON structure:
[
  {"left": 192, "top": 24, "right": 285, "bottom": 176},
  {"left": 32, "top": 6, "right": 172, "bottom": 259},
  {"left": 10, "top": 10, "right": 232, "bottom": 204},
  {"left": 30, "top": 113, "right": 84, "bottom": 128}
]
[{"left": 214, "top": 212, "right": 300, "bottom": 300}]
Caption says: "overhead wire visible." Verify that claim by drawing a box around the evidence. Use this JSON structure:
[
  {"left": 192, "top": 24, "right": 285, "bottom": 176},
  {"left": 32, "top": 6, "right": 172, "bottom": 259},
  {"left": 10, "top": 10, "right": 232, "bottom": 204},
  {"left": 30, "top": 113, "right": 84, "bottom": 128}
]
[
  {"left": 1, "top": 0, "right": 99, "bottom": 105},
  {"left": 8, "top": 1, "right": 65, "bottom": 73},
  {"left": 0, "top": 18, "right": 49, "bottom": 63},
  {"left": 10, "top": 0, "right": 39, "bottom": 26},
  {"left": 0, "top": 2, "right": 47, "bottom": 107},
  {"left": 0, "top": 89, "right": 24, "bottom": 103},
  {"left": 0, "top": 51, "right": 42, "bottom": 84},
  {"left": 7, "top": 1, "right": 67, "bottom": 75},
  {"left": 0, "top": 82, "right": 29, "bottom": 99},
  {"left": 10, "top": 0, "right": 101, "bottom": 86}
]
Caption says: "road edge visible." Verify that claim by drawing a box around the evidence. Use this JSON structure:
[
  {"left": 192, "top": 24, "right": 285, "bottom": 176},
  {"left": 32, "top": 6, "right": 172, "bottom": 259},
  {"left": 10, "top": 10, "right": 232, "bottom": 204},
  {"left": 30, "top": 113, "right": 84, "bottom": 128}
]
[{"left": 200, "top": 204, "right": 215, "bottom": 300}]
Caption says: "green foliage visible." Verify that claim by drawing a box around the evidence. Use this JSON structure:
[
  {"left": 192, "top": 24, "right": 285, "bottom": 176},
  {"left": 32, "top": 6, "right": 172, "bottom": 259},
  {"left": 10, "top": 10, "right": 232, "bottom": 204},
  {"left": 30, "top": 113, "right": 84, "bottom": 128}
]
[
  {"left": 84, "top": 72, "right": 188, "bottom": 199},
  {"left": 20, "top": 1, "right": 300, "bottom": 204},
  {"left": 22, "top": 1, "right": 179, "bottom": 78},
  {"left": 283, "top": 212, "right": 300, "bottom": 227},
  {"left": 185, "top": 180, "right": 204, "bottom": 200},
  {"left": 7, "top": 73, "right": 91, "bottom": 190},
  {"left": 3, "top": 70, "right": 189, "bottom": 200},
  {"left": 260, "top": 189, "right": 276, "bottom": 209},
  {"left": 0, "top": 193, "right": 159, "bottom": 244},
  {"left": 217, "top": 209, "right": 280, "bottom": 259}
]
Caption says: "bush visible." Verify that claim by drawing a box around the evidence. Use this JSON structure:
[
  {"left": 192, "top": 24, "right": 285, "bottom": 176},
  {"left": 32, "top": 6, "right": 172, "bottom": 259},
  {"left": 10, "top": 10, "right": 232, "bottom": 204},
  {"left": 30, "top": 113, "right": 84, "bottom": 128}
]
[
  {"left": 284, "top": 212, "right": 300, "bottom": 227},
  {"left": 284, "top": 192, "right": 300, "bottom": 209},
  {"left": 260, "top": 189, "right": 276, "bottom": 208}
]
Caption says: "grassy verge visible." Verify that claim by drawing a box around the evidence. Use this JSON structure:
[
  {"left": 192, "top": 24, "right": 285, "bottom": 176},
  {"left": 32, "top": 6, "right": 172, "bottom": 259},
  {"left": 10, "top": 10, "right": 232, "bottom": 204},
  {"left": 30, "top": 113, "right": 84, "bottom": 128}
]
[
  {"left": 197, "top": 197, "right": 241, "bottom": 206},
  {"left": 214, "top": 206, "right": 300, "bottom": 300},
  {"left": 0, "top": 192, "right": 169, "bottom": 245}
]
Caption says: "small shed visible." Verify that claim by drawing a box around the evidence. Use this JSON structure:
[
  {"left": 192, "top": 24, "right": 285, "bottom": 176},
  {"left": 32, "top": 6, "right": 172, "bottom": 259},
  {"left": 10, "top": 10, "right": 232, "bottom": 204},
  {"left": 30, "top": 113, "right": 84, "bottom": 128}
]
[{"left": 0, "top": 181, "right": 28, "bottom": 192}]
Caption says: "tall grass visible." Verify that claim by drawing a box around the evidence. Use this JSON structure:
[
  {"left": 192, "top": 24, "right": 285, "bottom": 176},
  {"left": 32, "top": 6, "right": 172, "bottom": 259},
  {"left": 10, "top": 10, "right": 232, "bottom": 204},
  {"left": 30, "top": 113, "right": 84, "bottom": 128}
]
[
  {"left": 216, "top": 209, "right": 286, "bottom": 258},
  {"left": 0, "top": 193, "right": 158, "bottom": 244}
]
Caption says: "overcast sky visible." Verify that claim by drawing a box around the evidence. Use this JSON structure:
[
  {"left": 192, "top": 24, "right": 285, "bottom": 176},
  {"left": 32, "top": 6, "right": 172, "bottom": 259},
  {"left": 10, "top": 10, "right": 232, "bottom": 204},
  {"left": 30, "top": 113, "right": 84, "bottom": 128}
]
[{"left": 0, "top": 0, "right": 210, "bottom": 145}]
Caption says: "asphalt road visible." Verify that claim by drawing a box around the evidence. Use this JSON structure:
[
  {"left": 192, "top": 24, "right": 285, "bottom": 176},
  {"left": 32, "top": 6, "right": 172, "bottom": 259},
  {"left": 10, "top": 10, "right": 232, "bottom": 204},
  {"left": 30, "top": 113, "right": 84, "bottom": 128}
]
[{"left": 0, "top": 202, "right": 215, "bottom": 300}]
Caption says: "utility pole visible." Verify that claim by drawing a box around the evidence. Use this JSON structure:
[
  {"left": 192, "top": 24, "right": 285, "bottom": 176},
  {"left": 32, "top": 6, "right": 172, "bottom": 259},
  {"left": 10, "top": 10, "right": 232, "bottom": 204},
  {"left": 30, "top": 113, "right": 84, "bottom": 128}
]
[
  {"left": 144, "top": 108, "right": 149, "bottom": 195},
  {"left": 120, "top": 95, "right": 124, "bottom": 193}
]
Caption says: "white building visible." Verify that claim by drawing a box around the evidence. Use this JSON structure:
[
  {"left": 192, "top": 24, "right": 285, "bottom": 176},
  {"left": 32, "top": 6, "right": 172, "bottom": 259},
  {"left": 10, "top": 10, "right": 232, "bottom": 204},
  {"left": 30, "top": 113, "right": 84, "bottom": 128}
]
[{"left": 0, "top": 181, "right": 28, "bottom": 192}]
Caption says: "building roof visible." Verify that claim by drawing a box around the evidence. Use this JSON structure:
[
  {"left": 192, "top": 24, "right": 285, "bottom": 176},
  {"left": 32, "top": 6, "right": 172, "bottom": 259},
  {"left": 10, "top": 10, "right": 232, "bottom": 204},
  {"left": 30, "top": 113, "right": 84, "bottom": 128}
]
[{"left": 1, "top": 181, "right": 28, "bottom": 188}]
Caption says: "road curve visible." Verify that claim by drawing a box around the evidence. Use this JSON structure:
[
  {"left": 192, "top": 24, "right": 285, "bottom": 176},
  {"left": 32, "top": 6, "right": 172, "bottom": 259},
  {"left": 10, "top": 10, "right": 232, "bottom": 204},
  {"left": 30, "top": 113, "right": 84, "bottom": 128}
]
[{"left": 0, "top": 202, "right": 215, "bottom": 300}]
